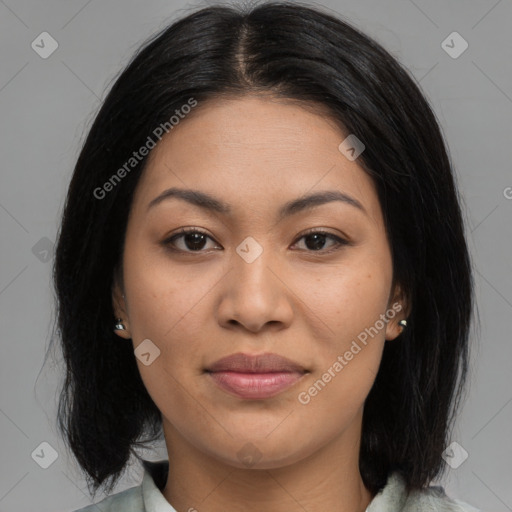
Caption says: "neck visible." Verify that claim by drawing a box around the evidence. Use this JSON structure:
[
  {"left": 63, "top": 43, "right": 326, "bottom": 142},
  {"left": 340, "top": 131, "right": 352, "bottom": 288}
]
[{"left": 161, "top": 413, "right": 374, "bottom": 512}]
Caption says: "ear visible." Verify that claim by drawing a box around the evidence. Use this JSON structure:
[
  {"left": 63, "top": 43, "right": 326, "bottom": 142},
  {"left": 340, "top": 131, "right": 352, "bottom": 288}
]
[
  {"left": 112, "top": 267, "right": 131, "bottom": 340},
  {"left": 385, "top": 282, "right": 410, "bottom": 341}
]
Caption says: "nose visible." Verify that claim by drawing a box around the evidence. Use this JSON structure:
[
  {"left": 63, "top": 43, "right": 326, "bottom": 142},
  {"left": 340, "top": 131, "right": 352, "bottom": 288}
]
[{"left": 216, "top": 246, "right": 294, "bottom": 333}]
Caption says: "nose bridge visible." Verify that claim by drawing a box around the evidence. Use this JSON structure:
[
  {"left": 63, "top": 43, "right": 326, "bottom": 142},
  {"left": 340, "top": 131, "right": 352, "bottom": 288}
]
[
  {"left": 217, "top": 235, "right": 293, "bottom": 331},
  {"left": 232, "top": 236, "right": 277, "bottom": 297}
]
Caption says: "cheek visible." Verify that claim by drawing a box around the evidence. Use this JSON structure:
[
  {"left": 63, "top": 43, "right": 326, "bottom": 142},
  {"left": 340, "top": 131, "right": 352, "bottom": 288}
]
[
  {"left": 292, "top": 256, "right": 392, "bottom": 338},
  {"left": 122, "top": 244, "right": 220, "bottom": 411},
  {"left": 292, "top": 345, "right": 383, "bottom": 451},
  {"left": 291, "top": 252, "right": 391, "bottom": 401},
  {"left": 122, "top": 255, "right": 205, "bottom": 424},
  {"left": 123, "top": 243, "right": 218, "bottom": 341},
  {"left": 295, "top": 285, "right": 388, "bottom": 430}
]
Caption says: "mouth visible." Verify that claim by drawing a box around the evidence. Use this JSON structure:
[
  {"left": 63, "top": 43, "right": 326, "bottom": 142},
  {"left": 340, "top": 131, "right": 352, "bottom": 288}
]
[{"left": 205, "top": 352, "right": 308, "bottom": 400}]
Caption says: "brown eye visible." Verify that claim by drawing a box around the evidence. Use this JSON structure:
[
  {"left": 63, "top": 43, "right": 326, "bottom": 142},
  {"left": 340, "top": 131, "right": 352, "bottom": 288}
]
[
  {"left": 163, "top": 228, "right": 219, "bottom": 252},
  {"left": 292, "top": 230, "right": 349, "bottom": 253}
]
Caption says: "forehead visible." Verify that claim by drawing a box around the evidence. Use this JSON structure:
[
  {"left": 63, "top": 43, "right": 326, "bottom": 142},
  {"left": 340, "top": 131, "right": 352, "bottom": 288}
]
[{"left": 131, "top": 94, "right": 382, "bottom": 226}]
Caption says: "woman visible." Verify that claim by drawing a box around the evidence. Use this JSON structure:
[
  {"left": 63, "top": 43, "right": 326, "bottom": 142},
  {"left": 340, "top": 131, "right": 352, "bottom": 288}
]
[{"left": 53, "top": 1, "right": 480, "bottom": 511}]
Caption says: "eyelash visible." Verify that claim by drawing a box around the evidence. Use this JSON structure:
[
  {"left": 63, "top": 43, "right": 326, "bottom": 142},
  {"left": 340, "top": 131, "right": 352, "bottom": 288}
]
[{"left": 162, "top": 227, "right": 349, "bottom": 255}]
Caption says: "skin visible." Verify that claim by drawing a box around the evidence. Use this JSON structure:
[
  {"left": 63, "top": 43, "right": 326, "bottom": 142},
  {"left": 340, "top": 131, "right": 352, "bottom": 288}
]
[{"left": 113, "top": 94, "right": 408, "bottom": 512}]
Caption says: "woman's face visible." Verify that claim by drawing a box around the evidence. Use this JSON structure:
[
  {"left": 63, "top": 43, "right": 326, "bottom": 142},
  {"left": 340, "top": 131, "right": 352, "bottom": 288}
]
[{"left": 114, "top": 94, "right": 405, "bottom": 469}]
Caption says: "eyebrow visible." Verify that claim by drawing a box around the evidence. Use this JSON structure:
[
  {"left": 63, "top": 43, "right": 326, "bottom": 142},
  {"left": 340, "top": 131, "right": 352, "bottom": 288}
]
[{"left": 147, "top": 187, "right": 367, "bottom": 220}]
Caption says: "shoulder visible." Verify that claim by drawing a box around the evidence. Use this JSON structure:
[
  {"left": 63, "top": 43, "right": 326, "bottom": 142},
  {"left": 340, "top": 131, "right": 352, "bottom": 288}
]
[
  {"left": 72, "top": 483, "right": 144, "bottom": 512},
  {"left": 367, "top": 472, "right": 482, "bottom": 512},
  {"left": 404, "top": 485, "right": 482, "bottom": 512}
]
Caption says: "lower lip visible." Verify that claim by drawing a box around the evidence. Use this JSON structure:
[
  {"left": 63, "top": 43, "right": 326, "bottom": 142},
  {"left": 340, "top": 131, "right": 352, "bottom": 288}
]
[{"left": 207, "top": 371, "right": 305, "bottom": 399}]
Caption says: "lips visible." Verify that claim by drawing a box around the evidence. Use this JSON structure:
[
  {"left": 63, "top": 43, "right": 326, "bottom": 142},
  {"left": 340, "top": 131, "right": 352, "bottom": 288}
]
[
  {"left": 205, "top": 352, "right": 308, "bottom": 399},
  {"left": 206, "top": 352, "right": 306, "bottom": 373}
]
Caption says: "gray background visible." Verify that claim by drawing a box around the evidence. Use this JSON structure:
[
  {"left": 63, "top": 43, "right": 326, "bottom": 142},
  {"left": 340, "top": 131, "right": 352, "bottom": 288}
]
[{"left": 0, "top": 0, "right": 511, "bottom": 511}]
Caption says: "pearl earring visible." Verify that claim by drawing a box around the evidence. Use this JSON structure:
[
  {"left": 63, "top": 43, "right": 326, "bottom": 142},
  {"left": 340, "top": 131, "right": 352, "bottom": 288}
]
[
  {"left": 114, "top": 294, "right": 127, "bottom": 332},
  {"left": 114, "top": 319, "right": 126, "bottom": 331}
]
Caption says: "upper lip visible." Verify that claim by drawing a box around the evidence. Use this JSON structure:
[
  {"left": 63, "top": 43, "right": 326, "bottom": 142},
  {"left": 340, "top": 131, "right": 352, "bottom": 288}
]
[{"left": 206, "top": 352, "right": 307, "bottom": 373}]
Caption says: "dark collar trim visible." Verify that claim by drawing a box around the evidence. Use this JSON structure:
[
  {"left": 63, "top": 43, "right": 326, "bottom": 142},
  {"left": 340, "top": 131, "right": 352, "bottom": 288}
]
[{"left": 142, "top": 459, "right": 170, "bottom": 491}]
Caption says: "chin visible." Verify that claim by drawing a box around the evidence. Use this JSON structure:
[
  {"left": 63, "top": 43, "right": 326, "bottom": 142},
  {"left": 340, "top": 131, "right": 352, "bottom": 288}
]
[{"left": 202, "top": 434, "right": 315, "bottom": 471}]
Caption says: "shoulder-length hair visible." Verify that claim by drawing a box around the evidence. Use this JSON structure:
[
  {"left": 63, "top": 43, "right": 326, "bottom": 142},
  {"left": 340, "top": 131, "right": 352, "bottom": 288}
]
[{"left": 52, "top": 0, "right": 474, "bottom": 498}]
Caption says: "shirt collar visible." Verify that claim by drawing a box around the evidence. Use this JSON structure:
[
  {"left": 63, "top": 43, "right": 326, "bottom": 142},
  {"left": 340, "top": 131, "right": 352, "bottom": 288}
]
[
  {"left": 365, "top": 472, "right": 408, "bottom": 511},
  {"left": 141, "top": 460, "right": 177, "bottom": 512}
]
